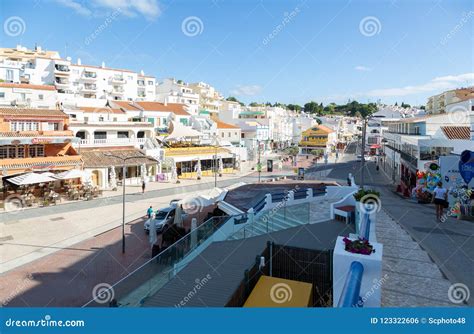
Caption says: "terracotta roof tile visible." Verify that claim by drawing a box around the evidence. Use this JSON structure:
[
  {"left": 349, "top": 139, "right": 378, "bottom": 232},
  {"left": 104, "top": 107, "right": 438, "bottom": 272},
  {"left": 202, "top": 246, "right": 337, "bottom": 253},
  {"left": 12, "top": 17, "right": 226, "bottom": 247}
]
[
  {"left": 109, "top": 101, "right": 142, "bottom": 111},
  {"left": 0, "top": 107, "right": 67, "bottom": 117},
  {"left": 78, "top": 106, "right": 124, "bottom": 114},
  {"left": 0, "top": 83, "right": 56, "bottom": 91},
  {"left": 215, "top": 119, "right": 239, "bottom": 129},
  {"left": 135, "top": 102, "right": 190, "bottom": 116},
  {"left": 80, "top": 149, "right": 158, "bottom": 168}
]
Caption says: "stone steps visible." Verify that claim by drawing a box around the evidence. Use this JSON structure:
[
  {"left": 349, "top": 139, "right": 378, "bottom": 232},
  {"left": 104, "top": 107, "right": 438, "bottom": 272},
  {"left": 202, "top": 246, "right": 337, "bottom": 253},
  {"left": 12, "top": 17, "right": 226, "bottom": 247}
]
[{"left": 376, "top": 208, "right": 457, "bottom": 307}]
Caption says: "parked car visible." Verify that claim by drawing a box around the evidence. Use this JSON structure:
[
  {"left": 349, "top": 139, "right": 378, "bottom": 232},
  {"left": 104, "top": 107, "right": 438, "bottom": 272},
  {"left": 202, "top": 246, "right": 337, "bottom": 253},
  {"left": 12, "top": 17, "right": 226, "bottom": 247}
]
[{"left": 144, "top": 204, "right": 187, "bottom": 234}]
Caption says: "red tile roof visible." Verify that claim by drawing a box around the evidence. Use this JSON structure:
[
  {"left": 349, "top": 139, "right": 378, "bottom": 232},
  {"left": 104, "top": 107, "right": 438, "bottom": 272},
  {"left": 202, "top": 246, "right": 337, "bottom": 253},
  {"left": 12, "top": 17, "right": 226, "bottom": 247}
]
[
  {"left": 0, "top": 83, "right": 56, "bottom": 91},
  {"left": 109, "top": 101, "right": 142, "bottom": 111},
  {"left": 78, "top": 106, "right": 124, "bottom": 114},
  {"left": 441, "top": 126, "right": 470, "bottom": 140},
  {"left": 135, "top": 102, "right": 190, "bottom": 116},
  {"left": 0, "top": 107, "right": 67, "bottom": 117},
  {"left": 215, "top": 119, "right": 239, "bottom": 129}
]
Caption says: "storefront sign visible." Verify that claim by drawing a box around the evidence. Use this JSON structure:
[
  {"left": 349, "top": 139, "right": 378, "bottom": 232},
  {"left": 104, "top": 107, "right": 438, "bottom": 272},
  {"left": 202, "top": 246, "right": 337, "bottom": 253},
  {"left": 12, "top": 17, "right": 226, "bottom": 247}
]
[
  {"left": 459, "top": 150, "right": 474, "bottom": 185},
  {"left": 32, "top": 137, "right": 53, "bottom": 144}
]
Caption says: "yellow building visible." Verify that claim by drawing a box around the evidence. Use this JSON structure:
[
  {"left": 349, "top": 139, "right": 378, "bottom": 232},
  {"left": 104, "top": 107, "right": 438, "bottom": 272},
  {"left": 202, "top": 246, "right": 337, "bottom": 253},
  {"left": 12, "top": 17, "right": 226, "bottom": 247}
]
[
  {"left": 298, "top": 125, "right": 334, "bottom": 154},
  {"left": 164, "top": 146, "right": 236, "bottom": 179}
]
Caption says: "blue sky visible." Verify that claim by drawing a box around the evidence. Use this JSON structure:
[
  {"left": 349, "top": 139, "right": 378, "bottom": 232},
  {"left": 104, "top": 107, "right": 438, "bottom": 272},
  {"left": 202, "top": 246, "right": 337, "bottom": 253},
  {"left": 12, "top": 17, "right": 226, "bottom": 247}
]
[{"left": 1, "top": 0, "right": 473, "bottom": 106}]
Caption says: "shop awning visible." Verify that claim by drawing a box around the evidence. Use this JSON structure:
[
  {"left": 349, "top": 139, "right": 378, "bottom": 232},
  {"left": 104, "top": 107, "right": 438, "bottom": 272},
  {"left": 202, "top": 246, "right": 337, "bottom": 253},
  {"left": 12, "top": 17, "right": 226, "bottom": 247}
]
[
  {"left": 8, "top": 172, "right": 56, "bottom": 185},
  {"left": 370, "top": 144, "right": 381, "bottom": 149},
  {"left": 54, "top": 169, "right": 87, "bottom": 180},
  {"left": 165, "top": 121, "right": 203, "bottom": 142}
]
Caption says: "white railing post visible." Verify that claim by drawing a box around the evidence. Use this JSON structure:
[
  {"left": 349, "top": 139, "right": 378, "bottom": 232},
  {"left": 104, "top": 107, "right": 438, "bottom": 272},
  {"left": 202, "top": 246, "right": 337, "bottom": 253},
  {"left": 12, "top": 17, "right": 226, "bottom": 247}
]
[
  {"left": 265, "top": 193, "right": 272, "bottom": 209},
  {"left": 306, "top": 188, "right": 313, "bottom": 198}
]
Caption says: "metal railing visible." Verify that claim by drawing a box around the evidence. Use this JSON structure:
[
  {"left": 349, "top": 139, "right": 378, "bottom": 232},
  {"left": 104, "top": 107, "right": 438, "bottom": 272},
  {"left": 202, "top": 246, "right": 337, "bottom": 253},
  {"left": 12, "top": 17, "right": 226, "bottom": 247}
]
[
  {"left": 337, "top": 261, "right": 364, "bottom": 307},
  {"left": 83, "top": 215, "right": 231, "bottom": 307},
  {"left": 79, "top": 138, "right": 147, "bottom": 146}
]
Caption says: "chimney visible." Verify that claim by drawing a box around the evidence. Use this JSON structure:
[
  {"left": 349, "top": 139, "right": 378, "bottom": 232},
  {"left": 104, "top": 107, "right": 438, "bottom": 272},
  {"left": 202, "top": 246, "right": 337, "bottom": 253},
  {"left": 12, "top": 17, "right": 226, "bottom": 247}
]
[
  {"left": 140, "top": 70, "right": 145, "bottom": 76},
  {"left": 77, "top": 58, "right": 82, "bottom": 65},
  {"left": 101, "top": 61, "right": 105, "bottom": 68},
  {"left": 16, "top": 44, "right": 22, "bottom": 51}
]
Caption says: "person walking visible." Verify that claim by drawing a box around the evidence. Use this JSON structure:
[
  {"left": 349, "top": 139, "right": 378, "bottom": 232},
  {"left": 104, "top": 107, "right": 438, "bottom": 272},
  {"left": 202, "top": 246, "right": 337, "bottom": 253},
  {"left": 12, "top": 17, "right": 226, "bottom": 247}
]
[
  {"left": 432, "top": 181, "right": 448, "bottom": 222},
  {"left": 147, "top": 206, "right": 153, "bottom": 219},
  {"left": 376, "top": 165, "right": 379, "bottom": 172},
  {"left": 141, "top": 180, "right": 146, "bottom": 194}
]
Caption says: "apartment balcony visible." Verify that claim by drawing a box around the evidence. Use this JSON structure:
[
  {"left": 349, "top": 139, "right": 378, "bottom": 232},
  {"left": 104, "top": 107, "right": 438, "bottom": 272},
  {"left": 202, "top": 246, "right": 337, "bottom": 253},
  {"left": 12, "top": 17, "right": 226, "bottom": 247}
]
[
  {"left": 81, "top": 72, "right": 97, "bottom": 81},
  {"left": 111, "top": 76, "right": 125, "bottom": 84},
  {"left": 80, "top": 85, "right": 97, "bottom": 93},
  {"left": 78, "top": 137, "right": 147, "bottom": 147},
  {"left": 54, "top": 64, "right": 70, "bottom": 76},
  {"left": 112, "top": 87, "right": 125, "bottom": 95},
  {"left": 55, "top": 78, "right": 69, "bottom": 88}
]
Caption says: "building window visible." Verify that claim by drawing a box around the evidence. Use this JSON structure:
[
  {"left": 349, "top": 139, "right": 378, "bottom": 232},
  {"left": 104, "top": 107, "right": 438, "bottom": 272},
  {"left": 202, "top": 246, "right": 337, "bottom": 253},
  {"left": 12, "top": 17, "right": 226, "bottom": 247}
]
[
  {"left": 47, "top": 122, "right": 59, "bottom": 131},
  {"left": 0, "top": 92, "right": 5, "bottom": 99},
  {"left": 6, "top": 69, "right": 14, "bottom": 82},
  {"left": 99, "top": 117, "right": 104, "bottom": 122},
  {"left": 10, "top": 121, "right": 39, "bottom": 131},
  {"left": 228, "top": 132, "right": 231, "bottom": 138},
  {"left": 94, "top": 131, "right": 107, "bottom": 139},
  {"left": 38, "top": 94, "right": 44, "bottom": 100},
  {"left": 221, "top": 132, "right": 224, "bottom": 138},
  {"left": 29, "top": 145, "right": 44, "bottom": 158},
  {"left": 117, "top": 131, "right": 129, "bottom": 138},
  {"left": 148, "top": 80, "right": 153, "bottom": 85}
]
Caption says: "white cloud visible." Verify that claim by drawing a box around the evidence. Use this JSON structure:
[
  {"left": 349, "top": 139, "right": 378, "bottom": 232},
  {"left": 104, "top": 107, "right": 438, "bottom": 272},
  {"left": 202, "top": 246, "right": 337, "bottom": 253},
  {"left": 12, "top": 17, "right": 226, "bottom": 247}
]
[
  {"left": 354, "top": 65, "right": 371, "bottom": 72},
  {"left": 230, "top": 85, "right": 262, "bottom": 96},
  {"left": 322, "top": 72, "right": 474, "bottom": 102},
  {"left": 54, "top": 0, "right": 161, "bottom": 20},
  {"left": 55, "top": 0, "right": 92, "bottom": 16}
]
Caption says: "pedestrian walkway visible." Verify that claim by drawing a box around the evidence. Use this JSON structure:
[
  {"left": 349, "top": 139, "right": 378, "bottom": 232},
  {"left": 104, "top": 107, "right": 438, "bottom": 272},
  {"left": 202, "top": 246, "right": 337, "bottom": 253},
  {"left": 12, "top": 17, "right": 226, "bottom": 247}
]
[{"left": 376, "top": 209, "right": 457, "bottom": 307}]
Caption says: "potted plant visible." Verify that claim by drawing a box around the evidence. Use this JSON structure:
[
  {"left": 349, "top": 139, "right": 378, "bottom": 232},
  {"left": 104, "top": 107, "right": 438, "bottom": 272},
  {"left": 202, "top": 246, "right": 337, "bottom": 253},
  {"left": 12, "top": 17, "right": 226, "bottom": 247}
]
[
  {"left": 353, "top": 188, "right": 380, "bottom": 203},
  {"left": 343, "top": 237, "right": 375, "bottom": 255}
]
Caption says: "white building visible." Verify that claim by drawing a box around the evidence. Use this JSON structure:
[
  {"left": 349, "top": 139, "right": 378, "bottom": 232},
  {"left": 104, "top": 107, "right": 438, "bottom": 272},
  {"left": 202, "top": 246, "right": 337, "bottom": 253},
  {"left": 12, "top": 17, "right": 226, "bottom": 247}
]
[
  {"left": 155, "top": 78, "right": 200, "bottom": 114},
  {"left": 64, "top": 106, "right": 154, "bottom": 149},
  {"left": 189, "top": 81, "right": 223, "bottom": 112},
  {"left": 0, "top": 45, "right": 157, "bottom": 108},
  {"left": 0, "top": 83, "right": 57, "bottom": 109}
]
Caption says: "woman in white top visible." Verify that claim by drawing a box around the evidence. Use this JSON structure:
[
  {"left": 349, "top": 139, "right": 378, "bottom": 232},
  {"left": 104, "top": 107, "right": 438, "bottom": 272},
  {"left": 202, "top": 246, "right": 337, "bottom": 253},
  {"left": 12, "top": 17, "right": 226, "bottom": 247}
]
[{"left": 432, "top": 181, "right": 448, "bottom": 221}]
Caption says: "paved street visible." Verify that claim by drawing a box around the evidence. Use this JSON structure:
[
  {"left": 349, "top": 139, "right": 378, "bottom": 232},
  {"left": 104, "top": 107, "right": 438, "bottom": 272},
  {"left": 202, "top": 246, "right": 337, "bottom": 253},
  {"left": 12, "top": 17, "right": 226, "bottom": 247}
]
[{"left": 306, "top": 145, "right": 474, "bottom": 305}]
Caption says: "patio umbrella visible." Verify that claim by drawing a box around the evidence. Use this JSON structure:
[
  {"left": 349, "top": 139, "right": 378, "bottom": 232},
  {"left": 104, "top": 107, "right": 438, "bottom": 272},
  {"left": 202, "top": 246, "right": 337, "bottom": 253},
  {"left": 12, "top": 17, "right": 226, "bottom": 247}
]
[
  {"left": 8, "top": 172, "right": 55, "bottom": 186},
  {"left": 218, "top": 157, "right": 223, "bottom": 174},
  {"left": 171, "top": 163, "right": 178, "bottom": 180},
  {"left": 141, "top": 163, "right": 147, "bottom": 181},
  {"left": 195, "top": 158, "right": 202, "bottom": 179},
  {"left": 109, "top": 166, "right": 117, "bottom": 189},
  {"left": 54, "top": 169, "right": 86, "bottom": 180},
  {"left": 148, "top": 213, "right": 158, "bottom": 247},
  {"left": 173, "top": 203, "right": 184, "bottom": 228}
]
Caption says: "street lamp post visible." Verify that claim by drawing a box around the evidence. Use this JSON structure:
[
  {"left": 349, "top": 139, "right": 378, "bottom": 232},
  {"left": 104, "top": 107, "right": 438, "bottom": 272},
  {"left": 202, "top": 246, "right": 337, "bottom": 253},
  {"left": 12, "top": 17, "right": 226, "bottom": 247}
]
[
  {"left": 104, "top": 153, "right": 149, "bottom": 254},
  {"left": 257, "top": 139, "right": 261, "bottom": 183},
  {"left": 213, "top": 134, "right": 219, "bottom": 188}
]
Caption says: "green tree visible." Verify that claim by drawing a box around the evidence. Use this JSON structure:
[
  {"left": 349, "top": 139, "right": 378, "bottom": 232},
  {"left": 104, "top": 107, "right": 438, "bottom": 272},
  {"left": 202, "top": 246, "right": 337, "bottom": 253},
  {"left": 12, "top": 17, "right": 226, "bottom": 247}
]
[
  {"left": 287, "top": 104, "right": 302, "bottom": 112},
  {"left": 304, "top": 101, "right": 320, "bottom": 114},
  {"left": 249, "top": 102, "right": 260, "bottom": 107},
  {"left": 226, "top": 96, "right": 238, "bottom": 102}
]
